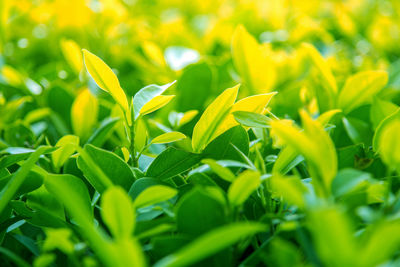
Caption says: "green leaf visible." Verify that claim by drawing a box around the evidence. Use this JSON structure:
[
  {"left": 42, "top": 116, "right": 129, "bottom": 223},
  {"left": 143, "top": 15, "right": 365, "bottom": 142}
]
[
  {"left": 45, "top": 174, "right": 93, "bottom": 225},
  {"left": 373, "top": 108, "right": 400, "bottom": 151},
  {"left": 192, "top": 85, "right": 239, "bottom": 152},
  {"left": 375, "top": 118, "right": 400, "bottom": 169},
  {"left": 133, "top": 185, "right": 177, "bottom": 208},
  {"left": 370, "top": 98, "right": 398, "bottom": 130},
  {"left": 175, "top": 62, "right": 212, "bottom": 111},
  {"left": 202, "top": 125, "right": 249, "bottom": 162},
  {"left": 228, "top": 170, "right": 260, "bottom": 206},
  {"left": 101, "top": 186, "right": 135, "bottom": 239},
  {"left": 151, "top": 132, "right": 186, "bottom": 145},
  {"left": 77, "top": 144, "right": 135, "bottom": 193},
  {"left": 201, "top": 159, "right": 236, "bottom": 182},
  {"left": 232, "top": 111, "right": 271, "bottom": 128},
  {"left": 87, "top": 117, "right": 119, "bottom": 147},
  {"left": 146, "top": 147, "right": 203, "bottom": 181},
  {"left": 0, "top": 146, "right": 52, "bottom": 216},
  {"left": 133, "top": 81, "right": 176, "bottom": 120},
  {"left": 338, "top": 70, "right": 388, "bottom": 114},
  {"left": 82, "top": 49, "right": 129, "bottom": 111},
  {"left": 176, "top": 188, "right": 226, "bottom": 236},
  {"left": 154, "top": 222, "right": 266, "bottom": 267},
  {"left": 270, "top": 174, "right": 308, "bottom": 209},
  {"left": 52, "top": 135, "right": 79, "bottom": 169}
]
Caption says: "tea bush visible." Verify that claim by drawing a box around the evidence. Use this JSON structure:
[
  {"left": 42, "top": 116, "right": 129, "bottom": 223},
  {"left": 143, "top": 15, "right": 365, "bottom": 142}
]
[{"left": 2, "top": 1, "right": 400, "bottom": 266}]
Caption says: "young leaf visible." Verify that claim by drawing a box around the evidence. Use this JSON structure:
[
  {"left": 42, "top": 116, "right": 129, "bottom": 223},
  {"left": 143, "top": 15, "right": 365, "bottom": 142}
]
[
  {"left": 372, "top": 108, "right": 400, "bottom": 151},
  {"left": 202, "top": 159, "right": 236, "bottom": 182},
  {"left": 270, "top": 110, "right": 337, "bottom": 197},
  {"left": 232, "top": 25, "right": 275, "bottom": 93},
  {"left": 151, "top": 132, "right": 186, "bottom": 145},
  {"left": 82, "top": 49, "right": 129, "bottom": 111},
  {"left": 52, "top": 135, "right": 79, "bottom": 169},
  {"left": 101, "top": 186, "right": 135, "bottom": 239},
  {"left": 60, "top": 39, "right": 83, "bottom": 73},
  {"left": 133, "top": 81, "right": 176, "bottom": 120},
  {"left": 133, "top": 185, "right": 177, "bottom": 208},
  {"left": 375, "top": 119, "right": 400, "bottom": 169},
  {"left": 302, "top": 43, "right": 337, "bottom": 112},
  {"left": 232, "top": 111, "right": 271, "bottom": 128},
  {"left": 228, "top": 170, "right": 260, "bottom": 206},
  {"left": 140, "top": 95, "right": 175, "bottom": 116},
  {"left": 71, "top": 89, "right": 98, "bottom": 141},
  {"left": 338, "top": 70, "right": 388, "bottom": 114},
  {"left": 192, "top": 85, "right": 239, "bottom": 152},
  {"left": 154, "top": 222, "right": 267, "bottom": 267}
]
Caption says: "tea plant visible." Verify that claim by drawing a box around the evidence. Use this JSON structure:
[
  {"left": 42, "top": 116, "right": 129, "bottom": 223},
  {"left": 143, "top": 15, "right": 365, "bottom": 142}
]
[{"left": 2, "top": 1, "right": 400, "bottom": 266}]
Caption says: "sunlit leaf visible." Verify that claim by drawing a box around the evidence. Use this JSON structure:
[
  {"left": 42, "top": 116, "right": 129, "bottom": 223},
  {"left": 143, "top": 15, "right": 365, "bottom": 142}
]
[
  {"left": 192, "top": 85, "right": 239, "bottom": 152},
  {"left": 82, "top": 49, "right": 129, "bottom": 111},
  {"left": 52, "top": 135, "right": 79, "bottom": 169},
  {"left": 338, "top": 70, "right": 388, "bottom": 114},
  {"left": 151, "top": 132, "right": 186, "bottom": 144},
  {"left": 71, "top": 89, "right": 98, "bottom": 141}
]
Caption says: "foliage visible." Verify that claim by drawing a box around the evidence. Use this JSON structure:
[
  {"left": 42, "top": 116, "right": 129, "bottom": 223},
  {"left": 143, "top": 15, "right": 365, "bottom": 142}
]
[{"left": 2, "top": 0, "right": 400, "bottom": 266}]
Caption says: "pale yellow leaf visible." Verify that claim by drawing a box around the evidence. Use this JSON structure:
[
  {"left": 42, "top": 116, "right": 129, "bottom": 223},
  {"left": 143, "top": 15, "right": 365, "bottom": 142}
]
[
  {"left": 71, "top": 89, "right": 98, "bottom": 141},
  {"left": 151, "top": 132, "right": 186, "bottom": 144},
  {"left": 60, "top": 39, "right": 83, "bottom": 73},
  {"left": 140, "top": 95, "right": 175, "bottom": 116},
  {"left": 232, "top": 25, "right": 275, "bottom": 93},
  {"left": 82, "top": 49, "right": 129, "bottom": 111}
]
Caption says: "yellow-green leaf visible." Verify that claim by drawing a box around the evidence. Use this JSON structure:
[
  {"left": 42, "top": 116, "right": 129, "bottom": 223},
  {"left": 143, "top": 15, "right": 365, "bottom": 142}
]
[
  {"left": 101, "top": 186, "right": 135, "bottom": 239},
  {"left": 52, "top": 135, "right": 80, "bottom": 169},
  {"left": 192, "top": 85, "right": 239, "bottom": 152},
  {"left": 133, "top": 185, "right": 177, "bottom": 209},
  {"left": 376, "top": 118, "right": 400, "bottom": 169},
  {"left": 215, "top": 92, "right": 276, "bottom": 137},
  {"left": 228, "top": 170, "right": 260, "bottom": 206},
  {"left": 179, "top": 110, "right": 198, "bottom": 126},
  {"left": 270, "top": 110, "right": 337, "bottom": 197},
  {"left": 71, "top": 89, "right": 98, "bottom": 141},
  {"left": 303, "top": 43, "right": 337, "bottom": 112},
  {"left": 82, "top": 49, "right": 129, "bottom": 111},
  {"left": 60, "top": 39, "right": 83, "bottom": 73},
  {"left": 140, "top": 95, "right": 175, "bottom": 116},
  {"left": 337, "top": 70, "right": 388, "bottom": 114},
  {"left": 232, "top": 25, "right": 275, "bottom": 93},
  {"left": 202, "top": 159, "right": 236, "bottom": 182},
  {"left": 151, "top": 132, "right": 186, "bottom": 144}
]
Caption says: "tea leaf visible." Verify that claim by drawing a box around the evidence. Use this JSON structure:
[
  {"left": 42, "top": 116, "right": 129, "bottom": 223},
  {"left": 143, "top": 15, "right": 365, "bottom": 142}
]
[
  {"left": 338, "top": 70, "right": 388, "bottom": 114},
  {"left": 155, "top": 222, "right": 266, "bottom": 267},
  {"left": 228, "top": 170, "right": 260, "bottom": 206},
  {"left": 151, "top": 132, "right": 186, "bottom": 145},
  {"left": 192, "top": 85, "right": 239, "bottom": 152},
  {"left": 133, "top": 81, "right": 176, "bottom": 120},
  {"left": 133, "top": 185, "right": 177, "bottom": 208},
  {"left": 101, "top": 186, "right": 135, "bottom": 239},
  {"left": 82, "top": 49, "right": 129, "bottom": 112},
  {"left": 52, "top": 135, "right": 79, "bottom": 169},
  {"left": 71, "top": 89, "right": 98, "bottom": 141}
]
